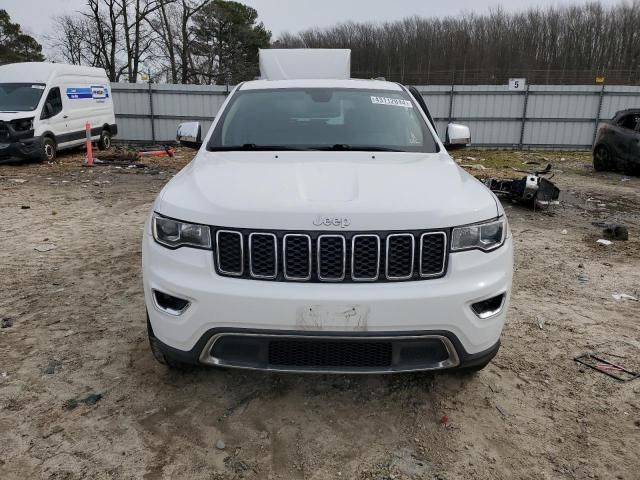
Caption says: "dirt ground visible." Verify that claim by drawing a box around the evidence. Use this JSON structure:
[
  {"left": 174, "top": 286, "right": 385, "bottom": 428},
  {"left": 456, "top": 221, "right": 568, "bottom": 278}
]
[{"left": 1, "top": 147, "right": 639, "bottom": 480}]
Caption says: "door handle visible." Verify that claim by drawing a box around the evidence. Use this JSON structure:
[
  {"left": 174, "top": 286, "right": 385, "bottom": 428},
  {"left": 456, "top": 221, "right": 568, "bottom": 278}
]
[{"left": 63, "top": 115, "right": 68, "bottom": 119}]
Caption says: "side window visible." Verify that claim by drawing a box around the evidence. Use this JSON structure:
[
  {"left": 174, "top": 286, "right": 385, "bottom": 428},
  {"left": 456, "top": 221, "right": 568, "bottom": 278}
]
[
  {"left": 41, "top": 87, "right": 63, "bottom": 119},
  {"left": 618, "top": 114, "right": 640, "bottom": 131}
]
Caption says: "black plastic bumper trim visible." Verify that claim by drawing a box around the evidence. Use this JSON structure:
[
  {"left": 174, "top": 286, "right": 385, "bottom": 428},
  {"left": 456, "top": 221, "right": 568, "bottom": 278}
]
[{"left": 149, "top": 324, "right": 501, "bottom": 373}]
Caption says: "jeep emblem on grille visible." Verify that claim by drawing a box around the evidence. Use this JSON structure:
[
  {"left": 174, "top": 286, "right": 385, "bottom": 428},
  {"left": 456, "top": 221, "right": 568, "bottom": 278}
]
[{"left": 313, "top": 215, "right": 351, "bottom": 228}]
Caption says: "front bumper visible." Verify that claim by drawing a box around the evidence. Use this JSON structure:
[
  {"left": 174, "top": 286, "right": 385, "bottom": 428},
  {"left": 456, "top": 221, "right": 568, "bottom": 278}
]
[
  {"left": 150, "top": 324, "right": 501, "bottom": 373},
  {"left": 143, "top": 227, "right": 513, "bottom": 370},
  {"left": 0, "top": 137, "right": 43, "bottom": 162}
]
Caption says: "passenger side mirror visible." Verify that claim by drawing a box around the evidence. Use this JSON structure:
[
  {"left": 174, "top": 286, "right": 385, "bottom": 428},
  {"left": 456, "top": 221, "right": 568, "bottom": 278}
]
[
  {"left": 177, "top": 122, "right": 202, "bottom": 150},
  {"left": 444, "top": 123, "right": 471, "bottom": 149}
]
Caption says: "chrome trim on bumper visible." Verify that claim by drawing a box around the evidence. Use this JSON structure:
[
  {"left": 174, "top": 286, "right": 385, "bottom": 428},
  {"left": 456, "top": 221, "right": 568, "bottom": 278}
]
[{"left": 198, "top": 333, "right": 461, "bottom": 373}]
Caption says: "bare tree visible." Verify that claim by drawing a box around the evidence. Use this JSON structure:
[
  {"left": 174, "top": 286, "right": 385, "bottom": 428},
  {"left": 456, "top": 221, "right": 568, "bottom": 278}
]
[{"left": 277, "top": 1, "right": 640, "bottom": 85}]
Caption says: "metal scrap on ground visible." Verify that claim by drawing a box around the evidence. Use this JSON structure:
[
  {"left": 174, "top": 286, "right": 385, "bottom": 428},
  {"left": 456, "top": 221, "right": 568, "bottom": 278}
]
[{"left": 478, "top": 163, "right": 560, "bottom": 209}]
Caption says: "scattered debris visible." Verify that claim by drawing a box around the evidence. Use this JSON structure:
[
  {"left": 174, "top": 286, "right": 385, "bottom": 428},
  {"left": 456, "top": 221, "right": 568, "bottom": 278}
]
[
  {"left": 20, "top": 205, "right": 30, "bottom": 209},
  {"left": 9, "top": 178, "right": 27, "bottom": 183},
  {"left": 216, "top": 439, "right": 226, "bottom": 450},
  {"left": 561, "top": 229, "right": 568, "bottom": 235},
  {"left": 439, "top": 414, "right": 449, "bottom": 425},
  {"left": 574, "top": 353, "right": 639, "bottom": 382},
  {"left": 460, "top": 163, "right": 487, "bottom": 170},
  {"left": 1, "top": 318, "right": 13, "bottom": 328},
  {"left": 596, "top": 239, "right": 613, "bottom": 246},
  {"left": 137, "top": 146, "right": 176, "bottom": 158},
  {"left": 63, "top": 392, "right": 103, "bottom": 410},
  {"left": 44, "top": 359, "right": 62, "bottom": 375},
  {"left": 577, "top": 274, "right": 590, "bottom": 284},
  {"left": 34, "top": 244, "right": 57, "bottom": 252},
  {"left": 601, "top": 224, "right": 629, "bottom": 241},
  {"left": 522, "top": 160, "right": 541, "bottom": 165},
  {"left": 612, "top": 293, "right": 638, "bottom": 302},
  {"left": 482, "top": 173, "right": 560, "bottom": 208}
]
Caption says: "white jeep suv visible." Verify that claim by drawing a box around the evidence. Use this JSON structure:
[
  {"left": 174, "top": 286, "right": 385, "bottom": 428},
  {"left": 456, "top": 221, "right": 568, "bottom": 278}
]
[{"left": 142, "top": 78, "right": 513, "bottom": 373}]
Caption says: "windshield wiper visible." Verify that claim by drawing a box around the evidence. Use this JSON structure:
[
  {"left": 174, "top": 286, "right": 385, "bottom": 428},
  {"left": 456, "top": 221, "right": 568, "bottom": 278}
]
[
  {"left": 317, "top": 144, "right": 404, "bottom": 152},
  {"left": 210, "top": 144, "right": 313, "bottom": 151}
]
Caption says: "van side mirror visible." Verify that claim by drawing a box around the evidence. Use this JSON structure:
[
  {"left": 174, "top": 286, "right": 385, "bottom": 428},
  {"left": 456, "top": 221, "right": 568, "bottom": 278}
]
[
  {"left": 444, "top": 123, "right": 471, "bottom": 149},
  {"left": 177, "top": 122, "right": 202, "bottom": 150}
]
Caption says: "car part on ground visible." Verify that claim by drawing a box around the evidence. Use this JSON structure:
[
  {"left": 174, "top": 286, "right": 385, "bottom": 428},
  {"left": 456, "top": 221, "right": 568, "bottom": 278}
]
[
  {"left": 574, "top": 353, "right": 639, "bottom": 382},
  {"left": 480, "top": 170, "right": 560, "bottom": 209}
]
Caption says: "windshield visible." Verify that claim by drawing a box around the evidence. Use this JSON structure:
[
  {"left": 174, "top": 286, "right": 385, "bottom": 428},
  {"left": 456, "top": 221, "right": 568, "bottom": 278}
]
[
  {"left": 0, "top": 83, "right": 46, "bottom": 112},
  {"left": 208, "top": 88, "right": 438, "bottom": 152}
]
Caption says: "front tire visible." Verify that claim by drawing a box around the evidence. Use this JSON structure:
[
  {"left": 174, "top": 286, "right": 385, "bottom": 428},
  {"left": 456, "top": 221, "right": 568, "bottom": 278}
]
[
  {"left": 97, "top": 130, "right": 112, "bottom": 150},
  {"left": 41, "top": 137, "right": 57, "bottom": 162},
  {"left": 593, "top": 145, "right": 612, "bottom": 172}
]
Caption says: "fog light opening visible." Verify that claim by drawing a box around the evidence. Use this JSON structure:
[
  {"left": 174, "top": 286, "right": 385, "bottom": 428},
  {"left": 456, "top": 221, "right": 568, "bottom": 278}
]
[
  {"left": 471, "top": 293, "right": 505, "bottom": 319},
  {"left": 153, "top": 290, "right": 190, "bottom": 316}
]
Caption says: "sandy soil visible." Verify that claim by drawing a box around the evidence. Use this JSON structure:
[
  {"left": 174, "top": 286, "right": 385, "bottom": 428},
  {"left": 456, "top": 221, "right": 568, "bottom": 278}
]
[{"left": 0, "top": 148, "right": 639, "bottom": 480}]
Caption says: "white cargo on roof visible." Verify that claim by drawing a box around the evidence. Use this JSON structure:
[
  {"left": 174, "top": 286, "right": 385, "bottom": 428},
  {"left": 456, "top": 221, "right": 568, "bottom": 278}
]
[
  {"left": 241, "top": 78, "right": 401, "bottom": 91},
  {"left": 259, "top": 49, "right": 351, "bottom": 80}
]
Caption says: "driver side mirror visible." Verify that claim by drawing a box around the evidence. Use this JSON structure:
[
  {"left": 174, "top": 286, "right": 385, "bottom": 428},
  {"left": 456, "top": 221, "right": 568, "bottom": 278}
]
[
  {"left": 177, "top": 122, "right": 202, "bottom": 150},
  {"left": 444, "top": 123, "right": 471, "bottom": 149}
]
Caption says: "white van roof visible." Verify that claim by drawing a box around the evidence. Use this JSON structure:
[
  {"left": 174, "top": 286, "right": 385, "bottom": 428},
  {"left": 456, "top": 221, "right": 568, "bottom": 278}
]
[{"left": 0, "top": 62, "right": 109, "bottom": 84}]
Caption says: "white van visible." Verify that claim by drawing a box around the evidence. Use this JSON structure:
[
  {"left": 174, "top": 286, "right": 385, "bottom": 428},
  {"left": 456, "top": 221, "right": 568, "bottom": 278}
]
[{"left": 0, "top": 62, "right": 117, "bottom": 162}]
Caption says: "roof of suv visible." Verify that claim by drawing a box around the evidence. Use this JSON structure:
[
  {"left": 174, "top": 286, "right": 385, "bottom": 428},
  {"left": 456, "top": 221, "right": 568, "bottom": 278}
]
[{"left": 239, "top": 79, "right": 403, "bottom": 91}]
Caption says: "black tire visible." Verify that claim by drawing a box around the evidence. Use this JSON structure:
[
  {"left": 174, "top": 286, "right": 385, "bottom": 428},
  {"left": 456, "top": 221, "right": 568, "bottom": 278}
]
[
  {"left": 97, "top": 129, "right": 112, "bottom": 150},
  {"left": 41, "top": 137, "right": 57, "bottom": 162},
  {"left": 593, "top": 145, "right": 611, "bottom": 172},
  {"left": 147, "top": 315, "right": 189, "bottom": 370},
  {"left": 623, "top": 161, "right": 640, "bottom": 177}
]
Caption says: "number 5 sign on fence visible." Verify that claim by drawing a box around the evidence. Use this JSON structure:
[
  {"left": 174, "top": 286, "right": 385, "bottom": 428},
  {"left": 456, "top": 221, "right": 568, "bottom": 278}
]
[{"left": 509, "top": 78, "right": 527, "bottom": 91}]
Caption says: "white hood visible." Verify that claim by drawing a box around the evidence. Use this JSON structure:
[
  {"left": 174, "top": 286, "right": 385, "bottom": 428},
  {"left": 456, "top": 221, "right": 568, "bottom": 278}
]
[
  {"left": 157, "top": 151, "right": 499, "bottom": 231},
  {"left": 0, "top": 112, "right": 36, "bottom": 121}
]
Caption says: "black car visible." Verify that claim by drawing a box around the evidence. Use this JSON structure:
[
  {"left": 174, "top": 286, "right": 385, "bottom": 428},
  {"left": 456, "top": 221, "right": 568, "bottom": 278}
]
[{"left": 593, "top": 109, "right": 640, "bottom": 175}]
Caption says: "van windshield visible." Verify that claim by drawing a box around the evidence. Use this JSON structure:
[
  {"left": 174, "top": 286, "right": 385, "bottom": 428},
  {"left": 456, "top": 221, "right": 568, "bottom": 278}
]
[
  {"left": 0, "top": 83, "right": 46, "bottom": 112},
  {"left": 208, "top": 88, "right": 438, "bottom": 153}
]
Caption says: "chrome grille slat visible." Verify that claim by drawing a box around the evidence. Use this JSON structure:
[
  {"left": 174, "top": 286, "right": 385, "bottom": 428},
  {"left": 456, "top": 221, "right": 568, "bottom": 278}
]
[
  {"left": 317, "top": 235, "right": 346, "bottom": 281},
  {"left": 213, "top": 228, "right": 447, "bottom": 282},
  {"left": 216, "top": 230, "right": 244, "bottom": 276},
  {"left": 249, "top": 232, "right": 278, "bottom": 279},
  {"left": 351, "top": 234, "right": 380, "bottom": 281},
  {"left": 385, "top": 233, "right": 415, "bottom": 280},
  {"left": 283, "top": 234, "right": 312, "bottom": 281},
  {"left": 419, "top": 232, "right": 447, "bottom": 277}
]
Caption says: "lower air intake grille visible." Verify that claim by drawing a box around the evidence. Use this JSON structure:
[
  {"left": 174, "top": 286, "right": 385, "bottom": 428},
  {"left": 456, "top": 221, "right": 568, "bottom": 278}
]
[{"left": 268, "top": 340, "right": 392, "bottom": 368}]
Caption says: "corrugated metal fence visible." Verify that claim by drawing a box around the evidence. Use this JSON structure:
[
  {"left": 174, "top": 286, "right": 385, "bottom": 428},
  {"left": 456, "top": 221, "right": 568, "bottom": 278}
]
[{"left": 111, "top": 83, "right": 640, "bottom": 148}]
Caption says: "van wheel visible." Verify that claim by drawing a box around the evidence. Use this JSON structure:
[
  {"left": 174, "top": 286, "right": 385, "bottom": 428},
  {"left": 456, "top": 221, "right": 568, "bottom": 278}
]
[
  {"left": 98, "top": 130, "right": 112, "bottom": 150},
  {"left": 41, "top": 137, "right": 57, "bottom": 162},
  {"left": 593, "top": 145, "right": 611, "bottom": 171}
]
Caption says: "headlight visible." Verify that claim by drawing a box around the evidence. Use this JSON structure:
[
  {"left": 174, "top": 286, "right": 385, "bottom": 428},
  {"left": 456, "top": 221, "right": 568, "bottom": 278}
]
[
  {"left": 152, "top": 213, "right": 211, "bottom": 249},
  {"left": 451, "top": 218, "right": 506, "bottom": 252},
  {"left": 11, "top": 117, "right": 34, "bottom": 131}
]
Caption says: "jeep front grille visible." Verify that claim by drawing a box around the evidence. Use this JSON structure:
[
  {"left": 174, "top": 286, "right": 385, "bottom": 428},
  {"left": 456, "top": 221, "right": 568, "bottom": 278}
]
[{"left": 212, "top": 228, "right": 447, "bottom": 283}]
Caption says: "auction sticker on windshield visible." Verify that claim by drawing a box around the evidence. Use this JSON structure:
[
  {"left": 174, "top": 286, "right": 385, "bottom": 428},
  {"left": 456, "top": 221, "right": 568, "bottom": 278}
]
[{"left": 370, "top": 96, "right": 413, "bottom": 108}]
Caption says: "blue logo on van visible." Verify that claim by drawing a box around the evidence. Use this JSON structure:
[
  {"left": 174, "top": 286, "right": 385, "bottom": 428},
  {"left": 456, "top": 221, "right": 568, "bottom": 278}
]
[{"left": 66, "top": 86, "right": 109, "bottom": 100}]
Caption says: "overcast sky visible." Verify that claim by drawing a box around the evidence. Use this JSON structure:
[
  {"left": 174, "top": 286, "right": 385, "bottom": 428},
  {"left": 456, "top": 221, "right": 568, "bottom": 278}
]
[{"left": 5, "top": 0, "right": 624, "bottom": 45}]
